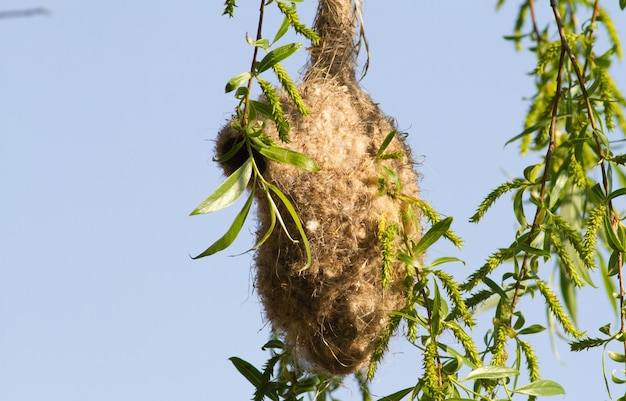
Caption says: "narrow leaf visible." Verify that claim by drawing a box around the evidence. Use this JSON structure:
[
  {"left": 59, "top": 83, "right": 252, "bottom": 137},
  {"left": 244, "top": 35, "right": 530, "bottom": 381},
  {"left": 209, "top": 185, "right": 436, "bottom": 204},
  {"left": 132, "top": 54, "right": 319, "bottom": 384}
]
[
  {"left": 256, "top": 43, "right": 302, "bottom": 73},
  {"left": 378, "top": 387, "right": 413, "bottom": 401},
  {"left": 428, "top": 256, "right": 465, "bottom": 267},
  {"left": 604, "top": 216, "right": 626, "bottom": 253},
  {"left": 272, "top": 15, "right": 290, "bottom": 44},
  {"left": 228, "top": 356, "right": 262, "bottom": 387},
  {"left": 376, "top": 130, "right": 397, "bottom": 159},
  {"left": 609, "top": 351, "right": 626, "bottom": 363},
  {"left": 461, "top": 365, "right": 518, "bottom": 381},
  {"left": 513, "top": 380, "right": 565, "bottom": 396},
  {"left": 191, "top": 192, "right": 254, "bottom": 259},
  {"left": 518, "top": 324, "right": 547, "bottom": 335},
  {"left": 249, "top": 190, "right": 277, "bottom": 251},
  {"left": 258, "top": 145, "right": 320, "bottom": 172},
  {"left": 225, "top": 72, "right": 252, "bottom": 93},
  {"left": 413, "top": 217, "right": 453, "bottom": 255},
  {"left": 608, "top": 188, "right": 626, "bottom": 201},
  {"left": 245, "top": 33, "right": 269, "bottom": 50},
  {"left": 612, "top": 370, "right": 626, "bottom": 384},
  {"left": 190, "top": 158, "right": 252, "bottom": 215},
  {"left": 504, "top": 118, "right": 551, "bottom": 146},
  {"left": 266, "top": 183, "right": 312, "bottom": 270}
]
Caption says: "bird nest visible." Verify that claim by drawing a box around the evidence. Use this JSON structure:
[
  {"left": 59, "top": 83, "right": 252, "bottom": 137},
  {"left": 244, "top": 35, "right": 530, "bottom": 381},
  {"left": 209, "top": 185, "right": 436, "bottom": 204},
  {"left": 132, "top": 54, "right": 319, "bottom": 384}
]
[{"left": 215, "top": 0, "right": 421, "bottom": 375}]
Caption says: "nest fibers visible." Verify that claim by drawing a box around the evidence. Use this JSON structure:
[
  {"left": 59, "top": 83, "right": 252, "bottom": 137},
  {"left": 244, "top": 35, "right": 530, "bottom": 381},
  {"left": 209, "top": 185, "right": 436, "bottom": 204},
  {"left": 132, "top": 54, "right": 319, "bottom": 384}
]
[{"left": 216, "top": 0, "right": 421, "bottom": 375}]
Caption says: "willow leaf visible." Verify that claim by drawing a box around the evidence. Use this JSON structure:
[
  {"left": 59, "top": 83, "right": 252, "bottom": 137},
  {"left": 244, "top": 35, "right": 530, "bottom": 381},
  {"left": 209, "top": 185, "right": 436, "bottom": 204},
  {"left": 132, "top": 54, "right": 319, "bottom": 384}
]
[
  {"left": 258, "top": 145, "right": 320, "bottom": 172},
  {"left": 412, "top": 217, "right": 453, "bottom": 255},
  {"left": 225, "top": 72, "right": 252, "bottom": 93},
  {"left": 190, "top": 158, "right": 252, "bottom": 215},
  {"left": 266, "top": 183, "right": 312, "bottom": 270},
  {"left": 378, "top": 387, "right": 413, "bottom": 401},
  {"left": 256, "top": 43, "right": 302, "bottom": 74},
  {"left": 513, "top": 380, "right": 565, "bottom": 396},
  {"left": 272, "top": 15, "right": 290, "bottom": 44},
  {"left": 461, "top": 366, "right": 518, "bottom": 381},
  {"left": 191, "top": 191, "right": 253, "bottom": 259}
]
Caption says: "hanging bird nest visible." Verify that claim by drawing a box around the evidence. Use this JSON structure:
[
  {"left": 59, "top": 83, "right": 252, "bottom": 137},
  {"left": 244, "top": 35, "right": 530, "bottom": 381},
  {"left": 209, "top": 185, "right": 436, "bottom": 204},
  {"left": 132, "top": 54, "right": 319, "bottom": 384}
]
[{"left": 216, "top": 0, "right": 421, "bottom": 375}]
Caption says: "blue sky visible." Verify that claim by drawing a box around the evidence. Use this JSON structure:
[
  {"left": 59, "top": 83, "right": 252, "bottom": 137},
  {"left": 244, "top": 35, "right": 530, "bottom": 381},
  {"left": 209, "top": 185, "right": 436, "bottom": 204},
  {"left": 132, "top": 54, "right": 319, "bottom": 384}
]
[{"left": 1, "top": 1, "right": 625, "bottom": 400}]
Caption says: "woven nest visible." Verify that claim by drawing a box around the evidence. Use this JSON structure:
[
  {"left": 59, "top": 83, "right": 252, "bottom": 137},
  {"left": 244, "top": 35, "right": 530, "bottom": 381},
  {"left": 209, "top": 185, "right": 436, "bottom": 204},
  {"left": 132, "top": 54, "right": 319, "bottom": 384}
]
[{"left": 216, "top": 0, "right": 421, "bottom": 375}]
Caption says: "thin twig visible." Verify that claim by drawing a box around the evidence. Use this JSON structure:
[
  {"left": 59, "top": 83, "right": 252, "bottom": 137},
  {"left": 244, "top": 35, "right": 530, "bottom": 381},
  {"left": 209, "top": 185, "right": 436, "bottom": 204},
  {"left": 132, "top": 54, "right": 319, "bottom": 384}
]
[
  {"left": 528, "top": 0, "right": 542, "bottom": 45},
  {"left": 550, "top": 0, "right": 626, "bottom": 371},
  {"left": 241, "top": 0, "right": 267, "bottom": 127}
]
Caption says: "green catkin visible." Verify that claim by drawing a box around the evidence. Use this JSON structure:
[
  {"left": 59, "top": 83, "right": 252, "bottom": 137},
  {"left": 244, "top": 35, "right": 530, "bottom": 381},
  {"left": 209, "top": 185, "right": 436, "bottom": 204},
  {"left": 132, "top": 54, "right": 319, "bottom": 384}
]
[
  {"left": 275, "top": 0, "right": 320, "bottom": 45},
  {"left": 491, "top": 306, "right": 512, "bottom": 367},
  {"left": 378, "top": 216, "right": 397, "bottom": 290},
  {"left": 470, "top": 180, "right": 527, "bottom": 223},
  {"left": 549, "top": 231, "right": 584, "bottom": 287},
  {"left": 518, "top": 339, "right": 540, "bottom": 382},
  {"left": 582, "top": 204, "right": 606, "bottom": 266},
  {"left": 444, "top": 321, "right": 481, "bottom": 366},
  {"left": 535, "top": 278, "right": 584, "bottom": 338},
  {"left": 462, "top": 249, "right": 514, "bottom": 292},
  {"left": 432, "top": 269, "right": 474, "bottom": 327},
  {"left": 272, "top": 64, "right": 308, "bottom": 117},
  {"left": 423, "top": 339, "right": 442, "bottom": 397}
]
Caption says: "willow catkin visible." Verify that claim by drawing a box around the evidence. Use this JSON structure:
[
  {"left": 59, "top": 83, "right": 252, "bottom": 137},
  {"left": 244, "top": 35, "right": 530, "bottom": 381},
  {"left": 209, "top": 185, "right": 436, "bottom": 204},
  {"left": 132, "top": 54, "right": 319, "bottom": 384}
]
[{"left": 216, "top": 0, "right": 421, "bottom": 375}]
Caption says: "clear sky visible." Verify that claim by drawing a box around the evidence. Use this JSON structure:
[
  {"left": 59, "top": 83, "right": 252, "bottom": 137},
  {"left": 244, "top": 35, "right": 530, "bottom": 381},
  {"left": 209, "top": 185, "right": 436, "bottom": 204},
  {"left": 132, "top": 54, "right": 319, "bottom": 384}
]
[{"left": 1, "top": 1, "right": 625, "bottom": 400}]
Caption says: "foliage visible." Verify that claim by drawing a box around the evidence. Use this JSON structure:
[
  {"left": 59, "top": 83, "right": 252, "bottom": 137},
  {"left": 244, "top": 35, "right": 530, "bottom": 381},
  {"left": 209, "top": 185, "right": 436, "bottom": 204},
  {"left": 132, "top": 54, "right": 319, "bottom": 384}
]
[
  {"left": 190, "top": 0, "right": 320, "bottom": 268},
  {"left": 193, "top": 0, "right": 626, "bottom": 400}
]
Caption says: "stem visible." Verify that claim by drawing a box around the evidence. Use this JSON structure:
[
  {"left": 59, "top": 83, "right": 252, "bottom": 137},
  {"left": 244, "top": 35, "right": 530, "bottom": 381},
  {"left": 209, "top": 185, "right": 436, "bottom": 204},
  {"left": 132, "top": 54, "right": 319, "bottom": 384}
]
[
  {"left": 510, "top": 45, "right": 567, "bottom": 316},
  {"left": 241, "top": 0, "right": 266, "bottom": 127},
  {"left": 550, "top": 0, "right": 626, "bottom": 381},
  {"left": 581, "top": 0, "right": 601, "bottom": 77},
  {"left": 406, "top": 239, "right": 443, "bottom": 388},
  {"left": 528, "top": 0, "right": 542, "bottom": 45}
]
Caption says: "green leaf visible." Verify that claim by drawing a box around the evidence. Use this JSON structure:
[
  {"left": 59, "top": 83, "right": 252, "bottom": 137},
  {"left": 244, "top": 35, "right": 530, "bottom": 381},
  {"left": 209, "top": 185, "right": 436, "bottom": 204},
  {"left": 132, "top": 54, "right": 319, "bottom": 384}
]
[
  {"left": 191, "top": 191, "right": 254, "bottom": 259},
  {"left": 609, "top": 351, "right": 626, "bottom": 363},
  {"left": 482, "top": 277, "right": 510, "bottom": 301},
  {"left": 378, "top": 387, "right": 413, "bottom": 401},
  {"left": 608, "top": 188, "right": 626, "bottom": 201},
  {"left": 249, "top": 100, "right": 273, "bottom": 120},
  {"left": 505, "top": 117, "right": 552, "bottom": 146},
  {"left": 256, "top": 43, "right": 302, "bottom": 73},
  {"left": 212, "top": 136, "right": 245, "bottom": 164},
  {"left": 612, "top": 370, "right": 626, "bottom": 384},
  {"left": 461, "top": 365, "right": 518, "bottom": 381},
  {"left": 249, "top": 190, "right": 277, "bottom": 251},
  {"left": 412, "top": 217, "right": 453, "bottom": 255},
  {"left": 246, "top": 33, "right": 269, "bottom": 50},
  {"left": 600, "top": 323, "right": 612, "bottom": 336},
  {"left": 518, "top": 324, "right": 547, "bottom": 335},
  {"left": 431, "top": 282, "right": 443, "bottom": 335},
  {"left": 261, "top": 339, "right": 284, "bottom": 350},
  {"left": 272, "top": 15, "right": 290, "bottom": 44},
  {"left": 190, "top": 158, "right": 253, "bottom": 215},
  {"left": 228, "top": 356, "right": 262, "bottom": 387},
  {"left": 376, "top": 130, "right": 397, "bottom": 159},
  {"left": 257, "top": 144, "right": 320, "bottom": 172},
  {"left": 621, "top": 0, "right": 626, "bottom": 11},
  {"left": 604, "top": 216, "right": 626, "bottom": 253},
  {"left": 513, "top": 380, "right": 565, "bottom": 396},
  {"left": 225, "top": 72, "right": 252, "bottom": 93},
  {"left": 266, "top": 183, "right": 312, "bottom": 270},
  {"left": 428, "top": 256, "right": 465, "bottom": 268},
  {"left": 516, "top": 241, "right": 551, "bottom": 257}
]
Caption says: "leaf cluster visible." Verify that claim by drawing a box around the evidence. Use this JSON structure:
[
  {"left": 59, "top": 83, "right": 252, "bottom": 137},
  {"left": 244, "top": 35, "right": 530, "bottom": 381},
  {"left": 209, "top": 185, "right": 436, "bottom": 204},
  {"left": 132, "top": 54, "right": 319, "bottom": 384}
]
[{"left": 192, "top": 0, "right": 320, "bottom": 265}]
